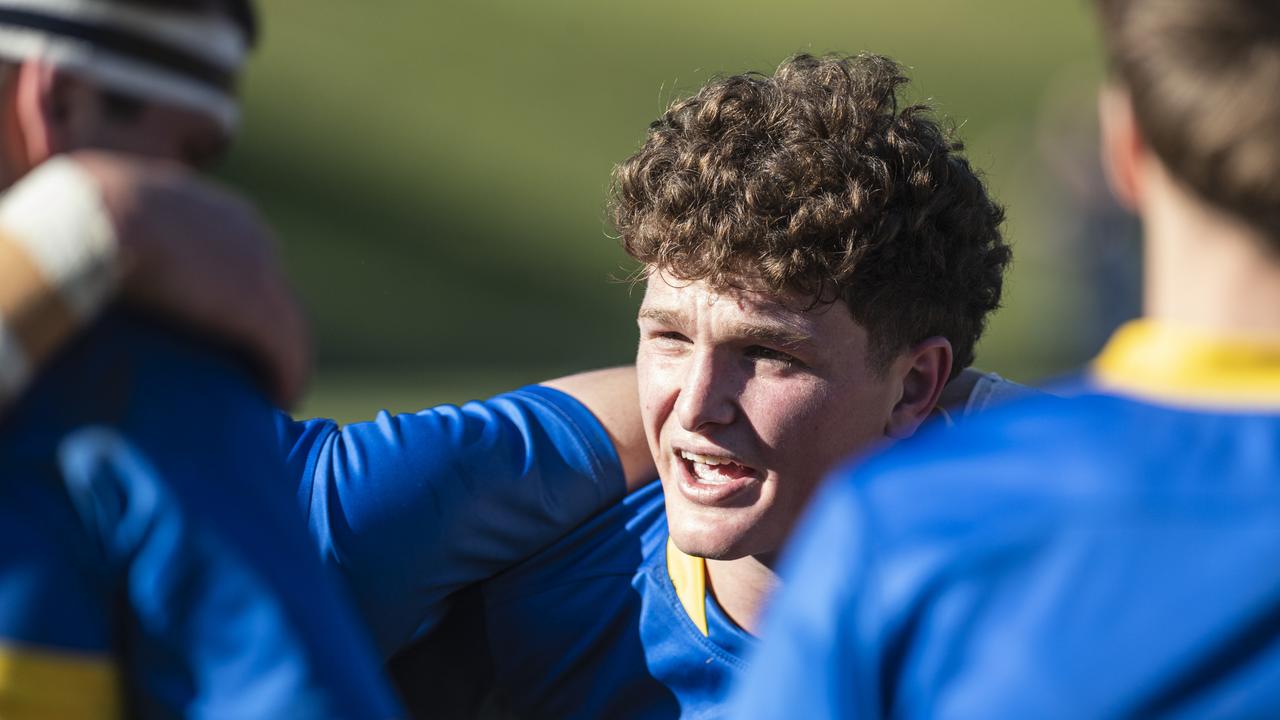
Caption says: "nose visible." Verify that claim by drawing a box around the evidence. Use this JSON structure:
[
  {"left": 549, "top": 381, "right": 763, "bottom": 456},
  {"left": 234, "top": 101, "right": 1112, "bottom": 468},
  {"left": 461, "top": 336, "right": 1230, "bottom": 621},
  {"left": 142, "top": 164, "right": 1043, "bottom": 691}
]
[{"left": 675, "top": 348, "right": 736, "bottom": 432}]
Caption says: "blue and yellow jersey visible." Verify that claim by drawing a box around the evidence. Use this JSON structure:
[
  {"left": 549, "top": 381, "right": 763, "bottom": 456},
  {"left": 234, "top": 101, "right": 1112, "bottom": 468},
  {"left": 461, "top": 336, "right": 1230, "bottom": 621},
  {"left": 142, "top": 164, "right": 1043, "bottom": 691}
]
[
  {"left": 731, "top": 320, "right": 1280, "bottom": 718},
  {"left": 0, "top": 309, "right": 630, "bottom": 715},
  {"left": 397, "top": 480, "right": 749, "bottom": 718},
  {"left": 0, "top": 311, "right": 399, "bottom": 718},
  {"left": 386, "top": 370, "right": 1029, "bottom": 718}
]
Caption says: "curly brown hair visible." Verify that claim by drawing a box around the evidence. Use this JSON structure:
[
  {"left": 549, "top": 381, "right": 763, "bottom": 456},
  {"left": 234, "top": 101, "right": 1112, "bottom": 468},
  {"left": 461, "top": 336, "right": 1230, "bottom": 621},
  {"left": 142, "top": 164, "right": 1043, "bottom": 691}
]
[{"left": 610, "top": 53, "right": 1009, "bottom": 376}]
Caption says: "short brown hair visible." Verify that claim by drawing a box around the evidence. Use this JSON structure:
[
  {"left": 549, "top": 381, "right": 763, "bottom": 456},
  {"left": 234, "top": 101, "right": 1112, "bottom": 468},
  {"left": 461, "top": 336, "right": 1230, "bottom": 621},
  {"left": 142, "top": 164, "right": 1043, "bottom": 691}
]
[
  {"left": 1097, "top": 0, "right": 1280, "bottom": 244},
  {"left": 610, "top": 53, "right": 1009, "bottom": 376}
]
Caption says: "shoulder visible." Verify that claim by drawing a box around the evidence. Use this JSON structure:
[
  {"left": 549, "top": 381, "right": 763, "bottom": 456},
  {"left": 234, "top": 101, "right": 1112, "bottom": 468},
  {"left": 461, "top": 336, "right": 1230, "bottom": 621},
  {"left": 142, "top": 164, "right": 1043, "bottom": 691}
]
[
  {"left": 280, "top": 384, "right": 624, "bottom": 496},
  {"left": 3, "top": 312, "right": 284, "bottom": 518},
  {"left": 10, "top": 309, "right": 275, "bottom": 443},
  {"left": 831, "top": 390, "right": 1177, "bottom": 555},
  {"left": 865, "top": 385, "right": 1158, "bottom": 478},
  {"left": 485, "top": 480, "right": 668, "bottom": 599},
  {"left": 761, "top": 391, "right": 1161, "bottom": 690},
  {"left": 815, "top": 384, "right": 1280, "bottom": 594},
  {"left": 785, "top": 388, "right": 1280, "bottom": 718}
]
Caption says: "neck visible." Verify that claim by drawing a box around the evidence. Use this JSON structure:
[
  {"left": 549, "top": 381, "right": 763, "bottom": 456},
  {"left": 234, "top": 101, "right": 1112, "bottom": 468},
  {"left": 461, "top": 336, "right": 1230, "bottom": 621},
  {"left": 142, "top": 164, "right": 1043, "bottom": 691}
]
[
  {"left": 1142, "top": 160, "right": 1280, "bottom": 336},
  {"left": 705, "top": 554, "right": 780, "bottom": 635}
]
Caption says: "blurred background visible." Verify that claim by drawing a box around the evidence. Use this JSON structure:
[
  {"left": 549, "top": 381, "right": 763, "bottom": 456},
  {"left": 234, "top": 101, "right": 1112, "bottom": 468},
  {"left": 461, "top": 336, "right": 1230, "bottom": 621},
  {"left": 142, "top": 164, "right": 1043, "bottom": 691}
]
[{"left": 220, "top": 0, "right": 1140, "bottom": 423}]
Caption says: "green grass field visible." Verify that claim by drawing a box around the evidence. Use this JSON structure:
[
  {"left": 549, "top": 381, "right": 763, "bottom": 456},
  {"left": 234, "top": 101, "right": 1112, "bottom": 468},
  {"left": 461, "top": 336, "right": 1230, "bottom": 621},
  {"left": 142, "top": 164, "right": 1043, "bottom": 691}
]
[{"left": 220, "top": 2, "right": 1113, "bottom": 422}]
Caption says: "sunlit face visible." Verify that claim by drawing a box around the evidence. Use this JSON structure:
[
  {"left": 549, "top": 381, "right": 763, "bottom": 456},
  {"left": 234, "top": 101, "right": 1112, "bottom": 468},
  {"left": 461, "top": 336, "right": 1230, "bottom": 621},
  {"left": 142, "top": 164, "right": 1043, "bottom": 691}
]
[{"left": 636, "top": 271, "right": 904, "bottom": 562}]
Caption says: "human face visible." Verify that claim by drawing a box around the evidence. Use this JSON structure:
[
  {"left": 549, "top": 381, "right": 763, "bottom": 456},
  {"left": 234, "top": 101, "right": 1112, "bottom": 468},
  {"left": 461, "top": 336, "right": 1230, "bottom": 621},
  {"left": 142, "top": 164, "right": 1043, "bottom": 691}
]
[{"left": 636, "top": 271, "right": 904, "bottom": 562}]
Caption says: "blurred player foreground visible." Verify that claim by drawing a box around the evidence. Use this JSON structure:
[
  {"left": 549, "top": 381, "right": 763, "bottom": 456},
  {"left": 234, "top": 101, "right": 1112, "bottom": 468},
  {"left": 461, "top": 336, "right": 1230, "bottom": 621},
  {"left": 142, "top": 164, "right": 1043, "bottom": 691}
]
[{"left": 733, "top": 1, "right": 1280, "bottom": 717}]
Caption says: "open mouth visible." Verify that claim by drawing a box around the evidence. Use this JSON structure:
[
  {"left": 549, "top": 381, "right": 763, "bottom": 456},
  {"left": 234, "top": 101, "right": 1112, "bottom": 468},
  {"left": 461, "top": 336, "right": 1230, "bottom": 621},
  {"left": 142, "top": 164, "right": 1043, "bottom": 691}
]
[
  {"left": 679, "top": 450, "right": 754, "bottom": 484},
  {"left": 673, "top": 448, "right": 759, "bottom": 506}
]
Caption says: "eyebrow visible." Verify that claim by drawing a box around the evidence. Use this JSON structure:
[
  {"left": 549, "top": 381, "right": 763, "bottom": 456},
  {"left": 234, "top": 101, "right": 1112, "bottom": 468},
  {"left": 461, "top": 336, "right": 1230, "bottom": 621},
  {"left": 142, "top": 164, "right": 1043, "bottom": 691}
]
[
  {"left": 735, "top": 322, "right": 812, "bottom": 349},
  {"left": 637, "top": 308, "right": 685, "bottom": 328},
  {"left": 637, "top": 307, "right": 813, "bottom": 350}
]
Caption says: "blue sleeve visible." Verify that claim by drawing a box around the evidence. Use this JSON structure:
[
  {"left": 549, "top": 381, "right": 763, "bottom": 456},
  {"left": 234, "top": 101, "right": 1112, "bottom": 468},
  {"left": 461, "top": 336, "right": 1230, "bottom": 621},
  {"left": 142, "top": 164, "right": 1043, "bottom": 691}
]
[
  {"left": 277, "top": 384, "right": 627, "bottom": 654},
  {"left": 729, "top": 473, "right": 878, "bottom": 719}
]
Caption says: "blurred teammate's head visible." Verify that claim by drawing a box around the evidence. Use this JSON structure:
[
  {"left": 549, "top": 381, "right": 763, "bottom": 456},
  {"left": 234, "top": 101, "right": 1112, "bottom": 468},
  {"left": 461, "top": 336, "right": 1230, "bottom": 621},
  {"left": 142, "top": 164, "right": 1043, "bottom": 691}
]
[
  {"left": 1096, "top": 0, "right": 1280, "bottom": 248},
  {"left": 0, "top": 0, "right": 256, "bottom": 187},
  {"left": 611, "top": 54, "right": 1009, "bottom": 560}
]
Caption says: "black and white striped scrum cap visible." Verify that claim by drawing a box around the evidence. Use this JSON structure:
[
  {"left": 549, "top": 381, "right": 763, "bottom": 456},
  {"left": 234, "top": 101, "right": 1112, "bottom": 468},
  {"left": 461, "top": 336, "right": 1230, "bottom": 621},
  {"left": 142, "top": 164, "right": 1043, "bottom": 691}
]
[{"left": 0, "top": 0, "right": 256, "bottom": 130}]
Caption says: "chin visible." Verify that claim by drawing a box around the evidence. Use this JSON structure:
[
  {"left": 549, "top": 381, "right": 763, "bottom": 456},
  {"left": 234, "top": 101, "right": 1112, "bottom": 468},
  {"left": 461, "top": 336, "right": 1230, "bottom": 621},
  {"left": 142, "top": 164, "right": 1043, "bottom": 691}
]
[
  {"left": 667, "top": 509, "right": 756, "bottom": 560},
  {"left": 673, "top": 536, "right": 744, "bottom": 561}
]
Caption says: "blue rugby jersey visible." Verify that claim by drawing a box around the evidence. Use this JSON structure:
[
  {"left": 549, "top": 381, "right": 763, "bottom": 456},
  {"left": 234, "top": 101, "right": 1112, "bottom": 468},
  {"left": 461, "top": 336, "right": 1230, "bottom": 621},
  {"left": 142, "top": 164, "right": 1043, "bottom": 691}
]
[
  {"left": 399, "top": 480, "right": 749, "bottom": 719},
  {"left": 0, "top": 311, "right": 399, "bottom": 719},
  {"left": 732, "top": 320, "right": 1280, "bottom": 719},
  {"left": 276, "top": 383, "right": 628, "bottom": 657},
  {"left": 389, "top": 371, "right": 1031, "bottom": 718}
]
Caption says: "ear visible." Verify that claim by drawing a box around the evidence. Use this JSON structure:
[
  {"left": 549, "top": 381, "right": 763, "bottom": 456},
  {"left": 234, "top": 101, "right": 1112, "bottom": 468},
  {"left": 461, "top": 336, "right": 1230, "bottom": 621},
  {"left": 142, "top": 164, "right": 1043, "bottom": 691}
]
[
  {"left": 12, "top": 60, "right": 71, "bottom": 168},
  {"left": 1098, "top": 83, "right": 1145, "bottom": 211},
  {"left": 884, "top": 336, "right": 952, "bottom": 440}
]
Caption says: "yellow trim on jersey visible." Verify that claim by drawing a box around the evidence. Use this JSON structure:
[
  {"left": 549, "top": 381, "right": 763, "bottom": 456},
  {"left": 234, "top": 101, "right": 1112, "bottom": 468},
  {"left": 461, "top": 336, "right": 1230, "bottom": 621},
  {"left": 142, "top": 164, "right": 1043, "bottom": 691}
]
[
  {"left": 1093, "top": 319, "right": 1280, "bottom": 408},
  {"left": 666, "top": 537, "right": 709, "bottom": 636},
  {"left": 0, "top": 643, "right": 122, "bottom": 719}
]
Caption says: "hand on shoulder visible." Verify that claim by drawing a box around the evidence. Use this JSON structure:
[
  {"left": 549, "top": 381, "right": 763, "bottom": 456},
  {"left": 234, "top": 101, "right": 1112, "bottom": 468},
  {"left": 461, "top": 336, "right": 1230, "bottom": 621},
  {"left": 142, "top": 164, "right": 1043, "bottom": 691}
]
[{"left": 70, "top": 151, "right": 311, "bottom": 407}]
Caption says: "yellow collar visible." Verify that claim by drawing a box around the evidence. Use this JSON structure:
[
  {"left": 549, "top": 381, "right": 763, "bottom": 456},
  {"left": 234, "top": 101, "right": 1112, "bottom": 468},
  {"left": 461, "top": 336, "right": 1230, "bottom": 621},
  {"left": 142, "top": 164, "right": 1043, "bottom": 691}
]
[
  {"left": 1092, "top": 319, "right": 1280, "bottom": 408},
  {"left": 666, "top": 537, "right": 709, "bottom": 636}
]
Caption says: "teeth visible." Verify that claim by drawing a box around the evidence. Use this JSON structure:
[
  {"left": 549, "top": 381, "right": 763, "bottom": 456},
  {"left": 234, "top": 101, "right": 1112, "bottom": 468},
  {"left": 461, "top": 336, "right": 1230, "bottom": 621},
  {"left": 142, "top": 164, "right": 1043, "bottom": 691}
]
[
  {"left": 679, "top": 450, "right": 736, "bottom": 466},
  {"left": 691, "top": 461, "right": 730, "bottom": 484}
]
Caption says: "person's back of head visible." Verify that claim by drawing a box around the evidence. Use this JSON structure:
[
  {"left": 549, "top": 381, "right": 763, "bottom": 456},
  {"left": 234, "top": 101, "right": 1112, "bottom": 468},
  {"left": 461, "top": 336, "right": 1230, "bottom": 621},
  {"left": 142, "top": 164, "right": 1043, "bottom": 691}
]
[{"left": 1097, "top": 0, "right": 1280, "bottom": 247}]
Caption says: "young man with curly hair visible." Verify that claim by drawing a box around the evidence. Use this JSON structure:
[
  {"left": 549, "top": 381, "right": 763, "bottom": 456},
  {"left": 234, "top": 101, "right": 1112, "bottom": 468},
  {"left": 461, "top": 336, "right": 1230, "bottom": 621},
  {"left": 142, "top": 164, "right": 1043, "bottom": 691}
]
[
  {"left": 731, "top": 1, "right": 1280, "bottom": 717},
  {"left": 397, "top": 52, "right": 1014, "bottom": 717}
]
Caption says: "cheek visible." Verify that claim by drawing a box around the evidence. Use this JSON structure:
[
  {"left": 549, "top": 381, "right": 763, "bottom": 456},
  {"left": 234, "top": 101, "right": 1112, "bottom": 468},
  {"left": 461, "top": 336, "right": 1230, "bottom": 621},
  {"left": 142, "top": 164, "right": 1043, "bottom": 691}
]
[
  {"left": 745, "top": 377, "right": 883, "bottom": 468},
  {"left": 739, "top": 377, "right": 827, "bottom": 444},
  {"left": 635, "top": 351, "right": 677, "bottom": 442}
]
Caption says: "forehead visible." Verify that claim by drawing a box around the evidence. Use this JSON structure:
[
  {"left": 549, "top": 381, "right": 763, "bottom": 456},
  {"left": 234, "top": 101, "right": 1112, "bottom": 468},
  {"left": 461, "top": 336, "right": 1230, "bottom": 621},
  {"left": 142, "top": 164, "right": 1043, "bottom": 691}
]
[{"left": 638, "top": 272, "right": 862, "bottom": 347}]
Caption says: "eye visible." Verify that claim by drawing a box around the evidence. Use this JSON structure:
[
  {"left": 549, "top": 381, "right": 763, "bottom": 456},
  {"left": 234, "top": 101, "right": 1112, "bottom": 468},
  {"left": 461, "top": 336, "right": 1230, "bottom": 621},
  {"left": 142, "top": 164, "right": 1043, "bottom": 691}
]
[
  {"left": 647, "top": 330, "right": 691, "bottom": 347},
  {"left": 745, "top": 345, "right": 800, "bottom": 367}
]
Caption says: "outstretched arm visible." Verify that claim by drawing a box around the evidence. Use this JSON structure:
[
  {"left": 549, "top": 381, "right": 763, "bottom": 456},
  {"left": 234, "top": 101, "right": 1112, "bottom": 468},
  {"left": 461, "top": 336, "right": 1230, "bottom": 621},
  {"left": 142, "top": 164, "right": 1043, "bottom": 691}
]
[{"left": 278, "top": 380, "right": 635, "bottom": 655}]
